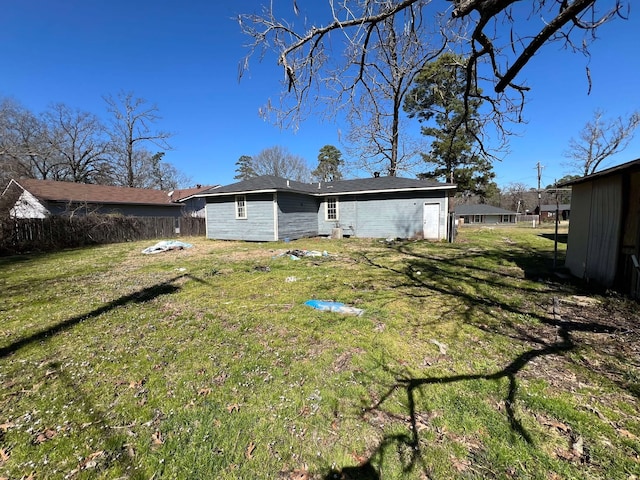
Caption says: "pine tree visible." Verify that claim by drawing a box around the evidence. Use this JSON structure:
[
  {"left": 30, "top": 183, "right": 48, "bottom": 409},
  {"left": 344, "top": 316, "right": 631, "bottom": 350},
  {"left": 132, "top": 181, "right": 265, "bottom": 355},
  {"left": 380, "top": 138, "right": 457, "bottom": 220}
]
[
  {"left": 234, "top": 155, "right": 256, "bottom": 180},
  {"left": 311, "top": 145, "right": 343, "bottom": 182},
  {"left": 404, "top": 52, "right": 495, "bottom": 196}
]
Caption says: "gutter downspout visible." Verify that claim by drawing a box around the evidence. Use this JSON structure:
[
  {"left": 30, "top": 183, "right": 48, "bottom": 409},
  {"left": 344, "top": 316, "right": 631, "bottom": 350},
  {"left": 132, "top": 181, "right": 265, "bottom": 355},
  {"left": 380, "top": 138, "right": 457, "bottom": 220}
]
[{"left": 273, "top": 193, "right": 279, "bottom": 241}]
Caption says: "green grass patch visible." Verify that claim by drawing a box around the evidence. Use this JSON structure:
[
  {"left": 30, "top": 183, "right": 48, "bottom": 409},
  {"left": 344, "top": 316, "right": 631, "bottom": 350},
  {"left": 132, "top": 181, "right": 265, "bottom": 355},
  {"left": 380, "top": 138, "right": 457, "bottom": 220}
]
[{"left": 1, "top": 226, "right": 639, "bottom": 479}]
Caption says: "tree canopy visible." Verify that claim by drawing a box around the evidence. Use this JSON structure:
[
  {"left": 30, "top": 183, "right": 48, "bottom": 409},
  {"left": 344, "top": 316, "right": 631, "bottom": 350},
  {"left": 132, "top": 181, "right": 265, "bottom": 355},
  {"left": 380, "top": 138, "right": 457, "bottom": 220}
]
[
  {"left": 239, "top": 1, "right": 628, "bottom": 180},
  {"left": 239, "top": 1, "right": 627, "bottom": 158},
  {"left": 234, "top": 155, "right": 256, "bottom": 181},
  {"left": 0, "top": 95, "right": 187, "bottom": 189},
  {"left": 251, "top": 146, "right": 310, "bottom": 181},
  {"left": 404, "top": 52, "right": 496, "bottom": 197},
  {"left": 312, "top": 145, "right": 344, "bottom": 182}
]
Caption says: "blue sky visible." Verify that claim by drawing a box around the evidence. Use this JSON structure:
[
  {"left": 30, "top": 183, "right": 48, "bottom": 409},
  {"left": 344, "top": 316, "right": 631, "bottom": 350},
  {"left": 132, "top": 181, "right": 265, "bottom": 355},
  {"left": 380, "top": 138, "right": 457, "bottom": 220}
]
[{"left": 1, "top": 1, "right": 638, "bottom": 189}]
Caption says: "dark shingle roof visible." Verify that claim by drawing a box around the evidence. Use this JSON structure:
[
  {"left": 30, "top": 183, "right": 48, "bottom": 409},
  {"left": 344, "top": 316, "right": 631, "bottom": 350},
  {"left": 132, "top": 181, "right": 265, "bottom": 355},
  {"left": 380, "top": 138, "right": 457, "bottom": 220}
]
[
  {"left": 455, "top": 204, "right": 518, "bottom": 215},
  {"left": 199, "top": 175, "right": 454, "bottom": 197},
  {"left": 558, "top": 158, "right": 640, "bottom": 187},
  {"left": 12, "top": 178, "right": 182, "bottom": 206},
  {"left": 170, "top": 185, "right": 219, "bottom": 201}
]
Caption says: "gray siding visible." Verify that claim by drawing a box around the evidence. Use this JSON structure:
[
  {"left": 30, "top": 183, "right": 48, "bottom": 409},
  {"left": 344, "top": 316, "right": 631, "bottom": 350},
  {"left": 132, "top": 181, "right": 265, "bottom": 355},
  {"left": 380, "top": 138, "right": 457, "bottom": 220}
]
[
  {"left": 459, "top": 214, "right": 516, "bottom": 225},
  {"left": 206, "top": 193, "right": 276, "bottom": 241},
  {"left": 277, "top": 192, "right": 319, "bottom": 240},
  {"left": 318, "top": 192, "right": 448, "bottom": 239}
]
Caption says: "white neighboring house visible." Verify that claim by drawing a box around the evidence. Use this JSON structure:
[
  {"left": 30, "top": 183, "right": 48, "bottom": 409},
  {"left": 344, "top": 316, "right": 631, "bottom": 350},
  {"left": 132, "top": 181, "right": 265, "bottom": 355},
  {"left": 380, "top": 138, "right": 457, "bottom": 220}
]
[{"left": 9, "top": 187, "right": 49, "bottom": 218}]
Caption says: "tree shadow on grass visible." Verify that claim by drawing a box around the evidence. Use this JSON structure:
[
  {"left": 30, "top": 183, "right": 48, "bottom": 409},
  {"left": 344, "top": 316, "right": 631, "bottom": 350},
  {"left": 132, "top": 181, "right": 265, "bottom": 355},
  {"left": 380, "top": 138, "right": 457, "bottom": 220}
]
[
  {"left": 0, "top": 273, "right": 205, "bottom": 359},
  {"left": 324, "top": 242, "right": 626, "bottom": 479}
]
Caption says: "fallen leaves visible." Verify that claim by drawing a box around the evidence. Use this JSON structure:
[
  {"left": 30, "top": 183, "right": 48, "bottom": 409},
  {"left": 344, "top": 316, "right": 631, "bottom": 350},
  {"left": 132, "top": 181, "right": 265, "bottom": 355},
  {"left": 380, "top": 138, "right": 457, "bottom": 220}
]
[
  {"left": 33, "top": 428, "right": 57, "bottom": 444},
  {"left": 67, "top": 450, "right": 105, "bottom": 477},
  {"left": 0, "top": 447, "right": 9, "bottom": 464},
  {"left": 151, "top": 430, "right": 164, "bottom": 448},
  {"left": 0, "top": 422, "right": 14, "bottom": 432},
  {"left": 245, "top": 441, "right": 256, "bottom": 459},
  {"left": 618, "top": 428, "right": 638, "bottom": 440},
  {"left": 279, "top": 468, "right": 309, "bottom": 480},
  {"left": 226, "top": 403, "right": 241, "bottom": 413},
  {"left": 536, "top": 414, "right": 571, "bottom": 433}
]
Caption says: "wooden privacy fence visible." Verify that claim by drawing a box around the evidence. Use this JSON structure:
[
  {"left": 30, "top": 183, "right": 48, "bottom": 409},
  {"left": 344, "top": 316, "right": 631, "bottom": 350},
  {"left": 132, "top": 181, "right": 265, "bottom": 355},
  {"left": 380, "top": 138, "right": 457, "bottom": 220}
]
[{"left": 0, "top": 216, "right": 205, "bottom": 255}]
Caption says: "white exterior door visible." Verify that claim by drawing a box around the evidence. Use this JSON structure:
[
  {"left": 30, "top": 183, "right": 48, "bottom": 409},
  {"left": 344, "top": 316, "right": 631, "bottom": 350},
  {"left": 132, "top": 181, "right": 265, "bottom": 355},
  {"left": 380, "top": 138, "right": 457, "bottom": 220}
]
[{"left": 423, "top": 203, "right": 440, "bottom": 239}]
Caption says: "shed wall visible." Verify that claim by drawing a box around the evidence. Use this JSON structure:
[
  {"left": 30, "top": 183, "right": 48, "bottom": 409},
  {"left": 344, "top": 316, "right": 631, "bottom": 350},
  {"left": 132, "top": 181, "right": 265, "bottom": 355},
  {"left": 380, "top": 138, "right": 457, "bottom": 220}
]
[
  {"left": 565, "top": 176, "right": 622, "bottom": 287},
  {"left": 564, "top": 182, "right": 592, "bottom": 280}
]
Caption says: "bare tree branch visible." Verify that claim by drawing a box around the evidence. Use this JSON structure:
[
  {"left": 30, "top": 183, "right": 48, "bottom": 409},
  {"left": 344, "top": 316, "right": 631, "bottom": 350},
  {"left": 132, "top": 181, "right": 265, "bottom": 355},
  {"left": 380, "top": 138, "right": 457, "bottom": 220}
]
[
  {"left": 564, "top": 108, "right": 640, "bottom": 175},
  {"left": 238, "top": 0, "right": 627, "bottom": 175}
]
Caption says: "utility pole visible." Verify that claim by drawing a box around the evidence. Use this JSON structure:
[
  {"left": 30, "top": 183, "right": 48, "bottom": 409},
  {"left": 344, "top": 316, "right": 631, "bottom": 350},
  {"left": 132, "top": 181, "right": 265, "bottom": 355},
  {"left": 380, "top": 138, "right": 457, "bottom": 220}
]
[{"left": 536, "top": 162, "right": 543, "bottom": 210}]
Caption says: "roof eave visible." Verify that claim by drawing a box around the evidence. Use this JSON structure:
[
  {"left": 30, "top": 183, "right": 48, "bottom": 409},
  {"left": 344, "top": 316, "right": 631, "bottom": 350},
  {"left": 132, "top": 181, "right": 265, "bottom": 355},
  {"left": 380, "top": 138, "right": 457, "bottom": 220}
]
[{"left": 200, "top": 184, "right": 456, "bottom": 197}]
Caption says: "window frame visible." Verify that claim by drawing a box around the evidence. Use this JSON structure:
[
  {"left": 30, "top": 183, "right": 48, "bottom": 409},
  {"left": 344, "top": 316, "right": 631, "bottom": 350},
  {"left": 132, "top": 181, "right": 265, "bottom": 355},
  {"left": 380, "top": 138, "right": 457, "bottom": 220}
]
[
  {"left": 325, "top": 197, "right": 339, "bottom": 221},
  {"left": 235, "top": 195, "right": 247, "bottom": 219}
]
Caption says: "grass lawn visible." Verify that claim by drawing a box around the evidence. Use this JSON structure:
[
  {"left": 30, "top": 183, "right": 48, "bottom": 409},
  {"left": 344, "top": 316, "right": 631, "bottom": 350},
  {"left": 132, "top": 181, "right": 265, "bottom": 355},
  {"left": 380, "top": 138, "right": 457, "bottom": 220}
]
[{"left": 0, "top": 225, "right": 638, "bottom": 479}]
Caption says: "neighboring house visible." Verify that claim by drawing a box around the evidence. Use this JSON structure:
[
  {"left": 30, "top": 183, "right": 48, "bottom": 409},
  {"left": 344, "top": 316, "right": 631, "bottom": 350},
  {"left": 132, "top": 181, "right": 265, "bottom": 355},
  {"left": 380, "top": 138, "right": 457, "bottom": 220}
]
[
  {"left": 2, "top": 178, "right": 214, "bottom": 218},
  {"left": 538, "top": 204, "right": 571, "bottom": 222},
  {"left": 170, "top": 184, "right": 219, "bottom": 218},
  {"left": 198, "top": 175, "right": 456, "bottom": 241},
  {"left": 454, "top": 204, "right": 518, "bottom": 225},
  {"left": 560, "top": 158, "right": 640, "bottom": 298}
]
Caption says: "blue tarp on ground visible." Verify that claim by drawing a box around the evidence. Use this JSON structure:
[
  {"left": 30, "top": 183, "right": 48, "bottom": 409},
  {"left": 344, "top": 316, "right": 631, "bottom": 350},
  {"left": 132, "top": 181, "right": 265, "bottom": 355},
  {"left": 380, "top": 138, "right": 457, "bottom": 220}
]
[{"left": 304, "top": 300, "right": 364, "bottom": 316}]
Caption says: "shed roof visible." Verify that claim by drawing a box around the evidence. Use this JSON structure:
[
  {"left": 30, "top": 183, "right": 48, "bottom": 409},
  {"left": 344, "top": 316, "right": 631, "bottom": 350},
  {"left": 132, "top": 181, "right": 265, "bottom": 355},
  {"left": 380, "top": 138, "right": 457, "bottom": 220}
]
[
  {"left": 199, "top": 175, "right": 455, "bottom": 197},
  {"left": 8, "top": 178, "right": 183, "bottom": 207},
  {"left": 454, "top": 204, "right": 518, "bottom": 216},
  {"left": 558, "top": 158, "right": 640, "bottom": 187}
]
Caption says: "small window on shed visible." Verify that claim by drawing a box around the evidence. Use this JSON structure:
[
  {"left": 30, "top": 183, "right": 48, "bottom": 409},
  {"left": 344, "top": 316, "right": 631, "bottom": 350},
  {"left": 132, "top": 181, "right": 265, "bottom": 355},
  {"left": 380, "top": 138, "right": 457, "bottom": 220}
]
[
  {"left": 326, "top": 197, "right": 338, "bottom": 221},
  {"left": 236, "top": 195, "right": 247, "bottom": 219}
]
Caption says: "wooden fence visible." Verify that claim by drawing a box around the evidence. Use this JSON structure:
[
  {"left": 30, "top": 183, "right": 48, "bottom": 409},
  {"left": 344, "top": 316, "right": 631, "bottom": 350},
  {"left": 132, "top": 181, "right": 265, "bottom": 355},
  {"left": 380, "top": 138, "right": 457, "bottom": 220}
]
[{"left": 0, "top": 216, "right": 206, "bottom": 255}]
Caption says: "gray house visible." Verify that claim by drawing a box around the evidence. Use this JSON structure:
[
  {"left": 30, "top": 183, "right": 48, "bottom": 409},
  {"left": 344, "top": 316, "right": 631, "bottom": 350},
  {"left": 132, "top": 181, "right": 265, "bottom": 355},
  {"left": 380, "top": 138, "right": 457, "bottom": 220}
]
[
  {"left": 199, "top": 175, "right": 456, "bottom": 241},
  {"left": 455, "top": 204, "right": 518, "bottom": 225},
  {"left": 561, "top": 158, "right": 640, "bottom": 298}
]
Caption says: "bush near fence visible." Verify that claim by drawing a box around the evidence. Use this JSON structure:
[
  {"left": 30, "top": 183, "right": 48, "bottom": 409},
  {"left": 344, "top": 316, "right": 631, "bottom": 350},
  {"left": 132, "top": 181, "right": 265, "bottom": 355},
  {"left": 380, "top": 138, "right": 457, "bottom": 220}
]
[{"left": 0, "top": 215, "right": 205, "bottom": 255}]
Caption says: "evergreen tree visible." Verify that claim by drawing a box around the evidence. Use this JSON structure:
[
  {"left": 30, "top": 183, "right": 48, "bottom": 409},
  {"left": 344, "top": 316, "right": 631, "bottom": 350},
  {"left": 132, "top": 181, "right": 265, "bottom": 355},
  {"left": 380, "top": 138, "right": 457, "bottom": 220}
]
[
  {"left": 311, "top": 145, "right": 343, "bottom": 182},
  {"left": 404, "top": 52, "right": 495, "bottom": 196},
  {"left": 234, "top": 155, "right": 256, "bottom": 180}
]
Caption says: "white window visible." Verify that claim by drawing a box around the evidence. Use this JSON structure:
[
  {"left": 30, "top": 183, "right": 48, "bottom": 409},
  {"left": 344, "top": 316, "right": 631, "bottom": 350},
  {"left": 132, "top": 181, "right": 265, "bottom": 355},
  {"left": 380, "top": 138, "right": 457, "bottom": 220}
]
[
  {"left": 236, "top": 195, "right": 247, "bottom": 219},
  {"left": 326, "top": 197, "right": 338, "bottom": 221},
  {"left": 473, "top": 215, "right": 482, "bottom": 223}
]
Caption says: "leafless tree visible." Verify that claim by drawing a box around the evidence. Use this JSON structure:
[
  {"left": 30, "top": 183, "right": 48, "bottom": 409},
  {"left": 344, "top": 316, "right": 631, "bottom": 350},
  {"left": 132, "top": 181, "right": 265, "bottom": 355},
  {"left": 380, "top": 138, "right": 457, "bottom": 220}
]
[
  {"left": 564, "top": 108, "right": 640, "bottom": 176},
  {"left": 43, "top": 103, "right": 112, "bottom": 184},
  {"left": 104, "top": 91, "right": 172, "bottom": 188},
  {"left": 340, "top": 13, "right": 445, "bottom": 176},
  {"left": 132, "top": 151, "right": 192, "bottom": 190},
  {"left": 251, "top": 145, "right": 310, "bottom": 181},
  {"left": 0, "top": 98, "right": 55, "bottom": 183},
  {"left": 501, "top": 182, "right": 536, "bottom": 212},
  {"left": 239, "top": 0, "right": 627, "bottom": 172}
]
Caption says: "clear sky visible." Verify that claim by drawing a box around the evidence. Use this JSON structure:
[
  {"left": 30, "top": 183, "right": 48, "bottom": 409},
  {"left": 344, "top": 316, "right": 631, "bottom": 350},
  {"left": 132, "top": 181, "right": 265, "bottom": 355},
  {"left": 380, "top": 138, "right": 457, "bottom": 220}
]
[{"left": 1, "top": 1, "right": 638, "bottom": 189}]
